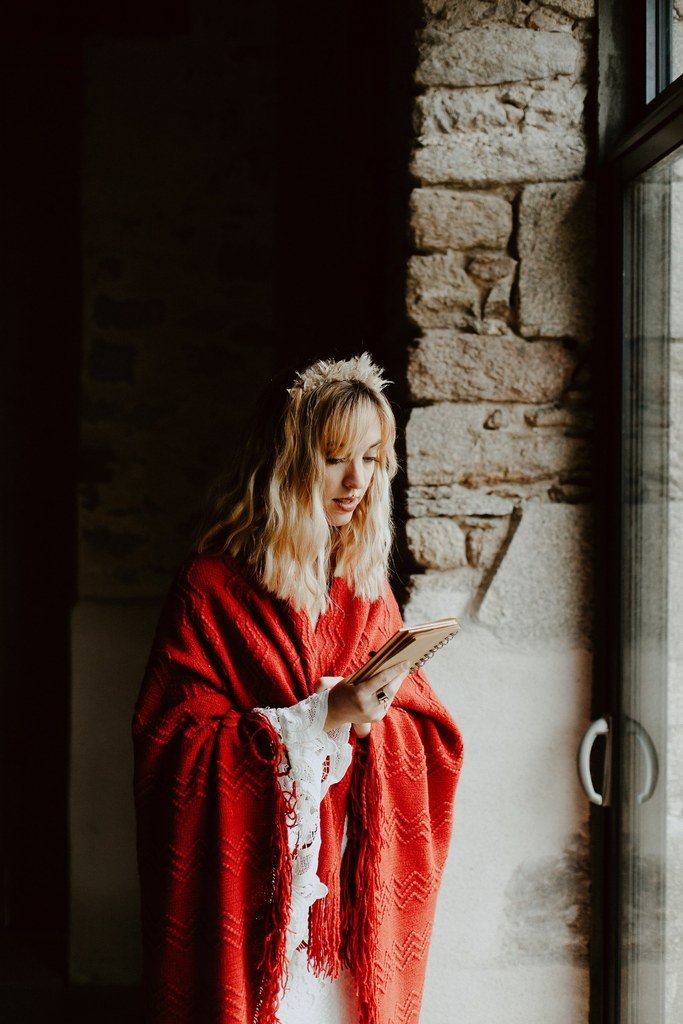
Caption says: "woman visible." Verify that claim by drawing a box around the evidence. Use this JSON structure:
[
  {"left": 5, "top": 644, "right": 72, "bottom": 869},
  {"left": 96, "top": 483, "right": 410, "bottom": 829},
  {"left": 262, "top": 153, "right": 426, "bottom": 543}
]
[{"left": 132, "top": 352, "right": 464, "bottom": 1024}]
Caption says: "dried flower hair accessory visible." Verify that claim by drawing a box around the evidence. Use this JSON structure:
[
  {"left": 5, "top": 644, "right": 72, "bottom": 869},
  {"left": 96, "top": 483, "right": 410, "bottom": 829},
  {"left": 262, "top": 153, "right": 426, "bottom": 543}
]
[{"left": 286, "top": 351, "right": 393, "bottom": 398}]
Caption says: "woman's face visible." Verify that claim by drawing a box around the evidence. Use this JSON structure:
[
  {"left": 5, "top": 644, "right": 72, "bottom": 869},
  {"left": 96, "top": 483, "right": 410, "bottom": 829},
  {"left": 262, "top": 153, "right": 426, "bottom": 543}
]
[{"left": 322, "top": 412, "right": 382, "bottom": 526}]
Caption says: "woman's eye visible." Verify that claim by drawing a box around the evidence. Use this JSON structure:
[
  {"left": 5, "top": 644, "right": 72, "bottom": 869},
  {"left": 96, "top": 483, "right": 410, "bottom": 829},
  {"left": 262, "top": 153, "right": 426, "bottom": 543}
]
[{"left": 326, "top": 455, "right": 378, "bottom": 465}]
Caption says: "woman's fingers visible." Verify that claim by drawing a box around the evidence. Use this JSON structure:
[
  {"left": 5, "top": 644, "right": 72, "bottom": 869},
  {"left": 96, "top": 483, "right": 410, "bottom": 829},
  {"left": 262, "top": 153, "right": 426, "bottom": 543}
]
[
  {"left": 359, "top": 660, "right": 411, "bottom": 697},
  {"left": 326, "top": 661, "right": 412, "bottom": 731},
  {"left": 352, "top": 660, "right": 411, "bottom": 722}
]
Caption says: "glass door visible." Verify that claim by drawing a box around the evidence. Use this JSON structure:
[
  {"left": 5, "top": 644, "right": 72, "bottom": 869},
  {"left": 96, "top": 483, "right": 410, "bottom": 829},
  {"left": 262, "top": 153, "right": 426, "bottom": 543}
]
[
  {"left": 619, "top": 148, "right": 678, "bottom": 1024},
  {"left": 584, "top": 7, "right": 683, "bottom": 1023},
  {"left": 583, "top": 133, "right": 683, "bottom": 1024}
]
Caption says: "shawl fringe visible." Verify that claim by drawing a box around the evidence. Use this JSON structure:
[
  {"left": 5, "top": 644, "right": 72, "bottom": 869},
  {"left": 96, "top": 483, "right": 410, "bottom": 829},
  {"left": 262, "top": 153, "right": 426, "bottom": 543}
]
[
  {"left": 307, "top": 888, "right": 342, "bottom": 981},
  {"left": 339, "top": 734, "right": 384, "bottom": 1024},
  {"left": 306, "top": 733, "right": 383, "bottom": 1024},
  {"left": 243, "top": 715, "right": 296, "bottom": 1024}
]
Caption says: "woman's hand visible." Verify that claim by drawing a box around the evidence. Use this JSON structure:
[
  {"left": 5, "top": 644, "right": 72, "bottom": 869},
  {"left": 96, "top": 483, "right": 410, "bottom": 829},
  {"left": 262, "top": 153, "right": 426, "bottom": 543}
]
[{"left": 317, "top": 661, "right": 412, "bottom": 736}]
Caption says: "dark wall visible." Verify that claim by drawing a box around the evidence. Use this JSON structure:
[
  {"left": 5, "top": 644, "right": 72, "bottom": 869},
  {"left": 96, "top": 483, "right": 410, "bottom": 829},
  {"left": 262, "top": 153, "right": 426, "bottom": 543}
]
[
  {"left": 1, "top": 31, "right": 81, "bottom": 943},
  {"left": 0, "top": 0, "right": 419, "bottom": 975},
  {"left": 79, "top": 0, "right": 418, "bottom": 602}
]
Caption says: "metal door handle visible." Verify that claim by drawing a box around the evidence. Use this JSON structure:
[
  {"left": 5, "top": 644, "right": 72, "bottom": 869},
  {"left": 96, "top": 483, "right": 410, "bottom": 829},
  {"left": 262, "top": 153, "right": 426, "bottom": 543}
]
[
  {"left": 577, "top": 716, "right": 612, "bottom": 806},
  {"left": 625, "top": 717, "right": 659, "bottom": 804}
]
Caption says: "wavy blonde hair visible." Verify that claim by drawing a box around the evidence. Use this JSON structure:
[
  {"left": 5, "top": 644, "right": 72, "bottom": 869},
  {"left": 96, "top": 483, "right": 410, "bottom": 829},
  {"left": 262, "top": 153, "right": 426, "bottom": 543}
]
[{"left": 194, "top": 353, "right": 399, "bottom": 619}]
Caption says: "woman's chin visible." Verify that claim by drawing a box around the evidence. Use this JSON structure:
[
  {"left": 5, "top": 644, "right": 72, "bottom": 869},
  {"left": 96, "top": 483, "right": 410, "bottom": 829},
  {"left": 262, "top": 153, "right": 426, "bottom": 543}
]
[{"left": 326, "top": 507, "right": 354, "bottom": 526}]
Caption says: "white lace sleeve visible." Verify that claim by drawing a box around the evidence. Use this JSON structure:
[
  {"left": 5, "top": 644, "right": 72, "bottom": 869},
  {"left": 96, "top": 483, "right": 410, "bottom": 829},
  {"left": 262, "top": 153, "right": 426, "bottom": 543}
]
[{"left": 253, "top": 688, "right": 352, "bottom": 960}]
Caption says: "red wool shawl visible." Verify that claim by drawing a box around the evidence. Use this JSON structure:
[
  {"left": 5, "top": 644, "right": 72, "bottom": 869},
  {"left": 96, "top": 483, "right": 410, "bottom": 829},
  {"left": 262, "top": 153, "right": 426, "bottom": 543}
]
[{"left": 132, "top": 553, "right": 464, "bottom": 1024}]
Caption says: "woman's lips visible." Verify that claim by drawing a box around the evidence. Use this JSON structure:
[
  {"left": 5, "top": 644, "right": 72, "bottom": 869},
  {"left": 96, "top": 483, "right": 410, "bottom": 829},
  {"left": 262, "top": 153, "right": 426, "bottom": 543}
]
[{"left": 333, "top": 497, "right": 358, "bottom": 512}]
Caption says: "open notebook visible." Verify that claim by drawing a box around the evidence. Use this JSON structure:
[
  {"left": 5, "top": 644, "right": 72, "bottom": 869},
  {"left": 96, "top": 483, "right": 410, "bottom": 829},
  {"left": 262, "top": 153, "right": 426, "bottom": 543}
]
[{"left": 347, "top": 617, "right": 461, "bottom": 686}]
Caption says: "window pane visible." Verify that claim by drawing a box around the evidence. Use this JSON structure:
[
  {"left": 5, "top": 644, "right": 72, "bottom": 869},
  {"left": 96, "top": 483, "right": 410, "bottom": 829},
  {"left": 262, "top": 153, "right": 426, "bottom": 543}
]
[
  {"left": 668, "top": 148, "right": 683, "bottom": 1023},
  {"left": 621, "top": 142, "right": 683, "bottom": 1024}
]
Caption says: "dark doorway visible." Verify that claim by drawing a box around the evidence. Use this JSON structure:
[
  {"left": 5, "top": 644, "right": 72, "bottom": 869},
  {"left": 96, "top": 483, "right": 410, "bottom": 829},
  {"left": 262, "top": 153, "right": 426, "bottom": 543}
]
[{"left": 1, "top": 1, "right": 419, "bottom": 1018}]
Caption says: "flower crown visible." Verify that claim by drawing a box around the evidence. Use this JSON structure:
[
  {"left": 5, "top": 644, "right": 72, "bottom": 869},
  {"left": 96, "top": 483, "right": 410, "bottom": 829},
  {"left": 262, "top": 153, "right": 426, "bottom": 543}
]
[{"left": 286, "top": 351, "right": 392, "bottom": 398}]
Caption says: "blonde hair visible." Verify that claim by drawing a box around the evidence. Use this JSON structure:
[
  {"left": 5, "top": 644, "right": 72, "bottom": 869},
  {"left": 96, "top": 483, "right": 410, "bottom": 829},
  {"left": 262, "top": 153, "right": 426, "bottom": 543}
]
[{"left": 194, "top": 353, "right": 399, "bottom": 619}]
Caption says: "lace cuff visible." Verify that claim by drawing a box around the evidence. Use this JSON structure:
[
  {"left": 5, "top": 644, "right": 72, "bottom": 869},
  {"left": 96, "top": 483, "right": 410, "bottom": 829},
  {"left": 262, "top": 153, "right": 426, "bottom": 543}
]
[{"left": 253, "top": 688, "right": 352, "bottom": 960}]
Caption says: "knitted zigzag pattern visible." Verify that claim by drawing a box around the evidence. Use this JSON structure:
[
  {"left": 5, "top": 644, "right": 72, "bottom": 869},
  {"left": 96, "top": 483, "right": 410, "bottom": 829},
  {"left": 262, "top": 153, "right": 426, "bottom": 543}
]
[{"left": 132, "top": 553, "right": 463, "bottom": 1024}]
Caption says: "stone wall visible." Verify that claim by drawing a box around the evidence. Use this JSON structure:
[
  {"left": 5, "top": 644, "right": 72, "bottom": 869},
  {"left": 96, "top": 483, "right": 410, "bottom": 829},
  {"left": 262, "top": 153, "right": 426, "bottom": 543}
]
[{"left": 403, "top": 3, "right": 596, "bottom": 1021}]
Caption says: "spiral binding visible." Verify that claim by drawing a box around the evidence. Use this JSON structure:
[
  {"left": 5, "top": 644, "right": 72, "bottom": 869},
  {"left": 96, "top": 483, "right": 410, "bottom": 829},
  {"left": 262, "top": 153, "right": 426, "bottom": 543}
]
[{"left": 411, "top": 630, "right": 458, "bottom": 671}]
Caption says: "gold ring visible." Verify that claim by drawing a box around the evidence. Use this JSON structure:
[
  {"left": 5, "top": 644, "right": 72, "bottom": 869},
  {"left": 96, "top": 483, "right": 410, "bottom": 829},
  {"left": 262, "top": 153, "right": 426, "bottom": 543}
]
[{"left": 376, "top": 689, "right": 389, "bottom": 705}]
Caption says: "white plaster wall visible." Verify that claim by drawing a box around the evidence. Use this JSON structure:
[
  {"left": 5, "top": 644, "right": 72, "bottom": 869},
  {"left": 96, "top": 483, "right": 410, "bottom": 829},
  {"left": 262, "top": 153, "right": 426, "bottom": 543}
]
[{"left": 407, "top": 554, "right": 592, "bottom": 1022}]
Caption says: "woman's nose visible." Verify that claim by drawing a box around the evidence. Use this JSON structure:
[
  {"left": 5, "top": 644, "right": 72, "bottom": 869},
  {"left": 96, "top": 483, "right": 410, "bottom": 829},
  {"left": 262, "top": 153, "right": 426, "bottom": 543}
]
[{"left": 343, "top": 460, "right": 363, "bottom": 488}]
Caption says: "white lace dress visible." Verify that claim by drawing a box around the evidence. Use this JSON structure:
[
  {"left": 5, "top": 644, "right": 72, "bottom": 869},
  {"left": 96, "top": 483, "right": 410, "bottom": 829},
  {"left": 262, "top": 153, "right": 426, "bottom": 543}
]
[{"left": 254, "top": 685, "right": 358, "bottom": 1023}]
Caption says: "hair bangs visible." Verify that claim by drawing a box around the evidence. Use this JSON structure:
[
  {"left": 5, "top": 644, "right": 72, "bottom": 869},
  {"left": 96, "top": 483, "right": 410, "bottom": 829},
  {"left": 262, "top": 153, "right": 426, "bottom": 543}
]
[{"left": 320, "top": 388, "right": 392, "bottom": 460}]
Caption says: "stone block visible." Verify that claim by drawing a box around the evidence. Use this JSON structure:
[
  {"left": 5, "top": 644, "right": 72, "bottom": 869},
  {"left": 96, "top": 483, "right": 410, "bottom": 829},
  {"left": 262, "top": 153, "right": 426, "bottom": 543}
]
[
  {"left": 468, "top": 515, "right": 513, "bottom": 572},
  {"left": 552, "top": 0, "right": 596, "bottom": 15},
  {"left": 407, "top": 484, "right": 515, "bottom": 517},
  {"left": 415, "top": 80, "right": 586, "bottom": 138},
  {"left": 411, "top": 124, "right": 587, "bottom": 185},
  {"left": 414, "top": 87, "right": 510, "bottom": 135},
  {"left": 407, "top": 254, "right": 481, "bottom": 327},
  {"left": 408, "top": 331, "right": 576, "bottom": 403},
  {"left": 410, "top": 189, "right": 513, "bottom": 251},
  {"left": 406, "top": 516, "right": 468, "bottom": 569},
  {"left": 416, "top": 26, "right": 581, "bottom": 87},
  {"left": 477, "top": 501, "right": 593, "bottom": 644},
  {"left": 465, "top": 525, "right": 485, "bottom": 567},
  {"left": 483, "top": 274, "right": 514, "bottom": 318},
  {"left": 475, "top": 317, "right": 512, "bottom": 336},
  {"left": 422, "top": 0, "right": 595, "bottom": 31},
  {"left": 467, "top": 253, "right": 517, "bottom": 283},
  {"left": 518, "top": 182, "right": 596, "bottom": 341},
  {"left": 405, "top": 568, "right": 475, "bottom": 621},
  {"left": 524, "top": 405, "right": 592, "bottom": 431},
  {"left": 421, "top": 0, "right": 538, "bottom": 32},
  {"left": 421, "top": 0, "right": 507, "bottom": 30},
  {"left": 524, "top": 79, "right": 588, "bottom": 129},
  {"left": 526, "top": 7, "right": 575, "bottom": 31},
  {"left": 406, "top": 403, "right": 591, "bottom": 486}
]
